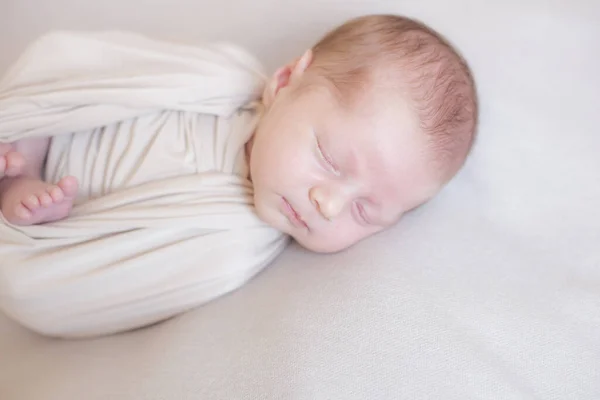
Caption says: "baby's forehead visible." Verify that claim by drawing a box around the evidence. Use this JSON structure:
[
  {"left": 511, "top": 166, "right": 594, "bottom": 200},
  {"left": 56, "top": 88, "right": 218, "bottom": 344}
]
[
  {"left": 295, "top": 78, "right": 424, "bottom": 152},
  {"left": 313, "top": 84, "right": 418, "bottom": 139}
]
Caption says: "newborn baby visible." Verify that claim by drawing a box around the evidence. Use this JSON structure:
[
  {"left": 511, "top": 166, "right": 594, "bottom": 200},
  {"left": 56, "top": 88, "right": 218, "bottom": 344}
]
[{"left": 0, "top": 14, "right": 477, "bottom": 254}]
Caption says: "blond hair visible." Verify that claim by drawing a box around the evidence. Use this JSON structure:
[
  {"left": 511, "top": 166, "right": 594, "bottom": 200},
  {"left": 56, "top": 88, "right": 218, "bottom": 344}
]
[{"left": 307, "top": 14, "right": 478, "bottom": 181}]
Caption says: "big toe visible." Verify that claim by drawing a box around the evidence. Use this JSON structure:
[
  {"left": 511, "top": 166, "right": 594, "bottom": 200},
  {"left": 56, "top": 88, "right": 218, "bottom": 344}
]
[{"left": 57, "top": 176, "right": 79, "bottom": 197}]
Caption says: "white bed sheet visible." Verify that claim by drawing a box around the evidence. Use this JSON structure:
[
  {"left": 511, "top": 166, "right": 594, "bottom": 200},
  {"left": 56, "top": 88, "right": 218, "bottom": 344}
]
[{"left": 1, "top": 0, "right": 599, "bottom": 399}]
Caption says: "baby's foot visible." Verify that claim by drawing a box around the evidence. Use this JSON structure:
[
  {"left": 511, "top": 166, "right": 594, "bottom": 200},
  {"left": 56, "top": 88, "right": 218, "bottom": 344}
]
[
  {"left": 0, "top": 143, "right": 25, "bottom": 179},
  {"left": 0, "top": 176, "right": 78, "bottom": 225}
]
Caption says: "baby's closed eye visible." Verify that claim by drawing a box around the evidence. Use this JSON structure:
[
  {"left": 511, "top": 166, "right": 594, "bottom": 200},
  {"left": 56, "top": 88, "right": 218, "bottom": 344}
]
[{"left": 315, "top": 136, "right": 340, "bottom": 176}]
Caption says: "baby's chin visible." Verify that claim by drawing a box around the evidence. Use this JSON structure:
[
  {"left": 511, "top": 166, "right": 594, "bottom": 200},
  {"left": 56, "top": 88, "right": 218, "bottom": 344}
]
[
  {"left": 292, "top": 233, "right": 361, "bottom": 254},
  {"left": 252, "top": 198, "right": 279, "bottom": 228}
]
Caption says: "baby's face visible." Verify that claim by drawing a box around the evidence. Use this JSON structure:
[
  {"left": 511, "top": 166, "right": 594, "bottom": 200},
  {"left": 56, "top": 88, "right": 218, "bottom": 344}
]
[{"left": 248, "top": 53, "right": 441, "bottom": 253}]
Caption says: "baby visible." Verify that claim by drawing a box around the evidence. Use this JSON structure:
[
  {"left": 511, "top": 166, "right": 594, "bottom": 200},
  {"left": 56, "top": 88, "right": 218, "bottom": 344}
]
[{"left": 0, "top": 14, "right": 477, "bottom": 254}]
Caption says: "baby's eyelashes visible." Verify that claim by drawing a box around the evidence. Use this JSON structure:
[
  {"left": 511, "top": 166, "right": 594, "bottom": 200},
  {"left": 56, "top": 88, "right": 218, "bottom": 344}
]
[{"left": 315, "top": 138, "right": 340, "bottom": 176}]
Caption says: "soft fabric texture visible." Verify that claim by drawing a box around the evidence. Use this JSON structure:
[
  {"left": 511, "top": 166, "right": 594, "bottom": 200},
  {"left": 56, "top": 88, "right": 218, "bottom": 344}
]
[
  {"left": 0, "top": 31, "right": 288, "bottom": 338},
  {"left": 0, "top": 0, "right": 599, "bottom": 399}
]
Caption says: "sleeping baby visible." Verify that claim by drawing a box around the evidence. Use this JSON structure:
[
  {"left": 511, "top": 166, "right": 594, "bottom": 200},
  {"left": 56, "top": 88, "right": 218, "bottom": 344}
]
[
  {"left": 0, "top": 14, "right": 477, "bottom": 337},
  {"left": 0, "top": 14, "right": 477, "bottom": 253}
]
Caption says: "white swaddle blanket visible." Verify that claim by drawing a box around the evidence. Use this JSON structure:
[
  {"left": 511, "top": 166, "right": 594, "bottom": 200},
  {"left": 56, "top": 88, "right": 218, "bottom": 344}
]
[{"left": 0, "top": 31, "right": 289, "bottom": 338}]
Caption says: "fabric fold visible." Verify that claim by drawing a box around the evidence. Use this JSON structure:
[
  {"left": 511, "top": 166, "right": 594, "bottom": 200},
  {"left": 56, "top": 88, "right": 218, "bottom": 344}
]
[{"left": 0, "top": 31, "right": 289, "bottom": 338}]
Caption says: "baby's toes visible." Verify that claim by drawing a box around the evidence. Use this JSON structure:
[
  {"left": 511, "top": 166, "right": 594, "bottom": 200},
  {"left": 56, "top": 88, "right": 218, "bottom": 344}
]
[
  {"left": 14, "top": 204, "right": 32, "bottom": 219},
  {"left": 49, "top": 186, "right": 65, "bottom": 203},
  {"left": 22, "top": 193, "right": 41, "bottom": 210},
  {"left": 38, "top": 191, "right": 54, "bottom": 207},
  {"left": 57, "top": 176, "right": 79, "bottom": 197}
]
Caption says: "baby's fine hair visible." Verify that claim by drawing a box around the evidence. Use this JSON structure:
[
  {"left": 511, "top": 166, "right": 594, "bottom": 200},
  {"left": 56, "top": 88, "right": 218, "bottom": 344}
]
[{"left": 308, "top": 14, "right": 478, "bottom": 181}]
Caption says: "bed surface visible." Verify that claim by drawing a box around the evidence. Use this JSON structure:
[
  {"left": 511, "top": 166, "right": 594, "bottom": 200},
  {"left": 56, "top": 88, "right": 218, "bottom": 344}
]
[{"left": 1, "top": 0, "right": 599, "bottom": 399}]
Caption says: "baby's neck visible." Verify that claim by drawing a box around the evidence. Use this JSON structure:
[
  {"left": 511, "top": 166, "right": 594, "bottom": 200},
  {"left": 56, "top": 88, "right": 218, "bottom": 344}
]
[{"left": 245, "top": 134, "right": 255, "bottom": 182}]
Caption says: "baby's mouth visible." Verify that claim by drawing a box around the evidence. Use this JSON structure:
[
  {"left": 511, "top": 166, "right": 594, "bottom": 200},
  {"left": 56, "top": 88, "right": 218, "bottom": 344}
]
[{"left": 281, "top": 197, "right": 308, "bottom": 229}]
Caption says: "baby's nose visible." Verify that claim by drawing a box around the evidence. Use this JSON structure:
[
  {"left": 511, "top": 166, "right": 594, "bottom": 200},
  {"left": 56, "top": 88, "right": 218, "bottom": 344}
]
[{"left": 309, "top": 186, "right": 346, "bottom": 220}]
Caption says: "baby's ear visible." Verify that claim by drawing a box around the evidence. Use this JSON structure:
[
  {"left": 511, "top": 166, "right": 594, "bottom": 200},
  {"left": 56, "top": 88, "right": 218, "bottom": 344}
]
[{"left": 263, "top": 50, "right": 313, "bottom": 108}]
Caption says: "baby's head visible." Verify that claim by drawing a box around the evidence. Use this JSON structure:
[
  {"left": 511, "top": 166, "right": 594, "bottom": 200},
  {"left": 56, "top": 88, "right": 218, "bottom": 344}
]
[{"left": 247, "top": 14, "right": 478, "bottom": 253}]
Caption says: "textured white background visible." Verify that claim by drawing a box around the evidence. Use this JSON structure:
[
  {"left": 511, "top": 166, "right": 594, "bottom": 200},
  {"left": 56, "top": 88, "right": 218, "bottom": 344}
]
[{"left": 1, "top": 0, "right": 599, "bottom": 399}]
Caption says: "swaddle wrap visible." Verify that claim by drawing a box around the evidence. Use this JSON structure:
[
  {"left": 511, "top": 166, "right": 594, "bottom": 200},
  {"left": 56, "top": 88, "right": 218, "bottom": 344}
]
[{"left": 0, "top": 31, "right": 289, "bottom": 338}]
